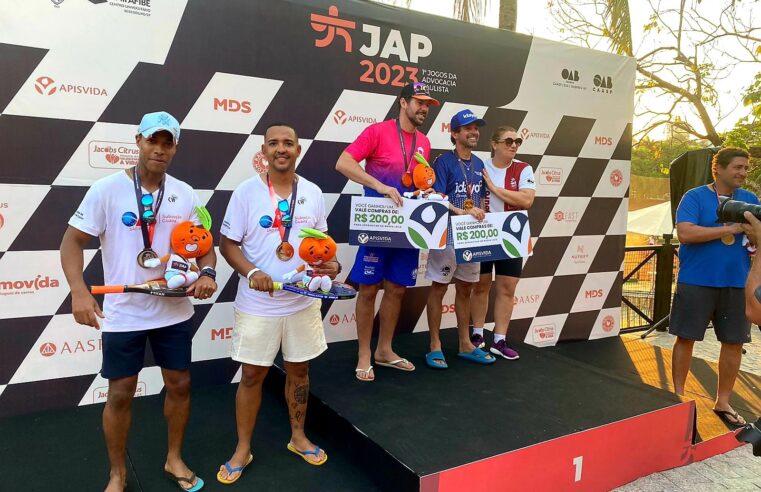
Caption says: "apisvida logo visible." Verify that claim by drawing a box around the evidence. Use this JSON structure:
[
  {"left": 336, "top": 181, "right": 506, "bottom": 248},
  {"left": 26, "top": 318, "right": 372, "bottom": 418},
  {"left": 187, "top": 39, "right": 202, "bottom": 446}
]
[
  {"left": 309, "top": 6, "right": 451, "bottom": 93},
  {"left": 332, "top": 109, "right": 377, "bottom": 126},
  {"left": 0, "top": 275, "right": 60, "bottom": 296},
  {"left": 520, "top": 128, "right": 552, "bottom": 141},
  {"left": 34, "top": 76, "right": 108, "bottom": 97}
]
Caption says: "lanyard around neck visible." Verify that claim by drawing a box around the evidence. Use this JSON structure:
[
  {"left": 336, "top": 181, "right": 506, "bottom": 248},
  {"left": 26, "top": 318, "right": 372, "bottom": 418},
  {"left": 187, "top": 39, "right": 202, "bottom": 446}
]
[
  {"left": 267, "top": 173, "right": 298, "bottom": 243},
  {"left": 396, "top": 118, "right": 417, "bottom": 175},
  {"left": 132, "top": 167, "right": 164, "bottom": 249}
]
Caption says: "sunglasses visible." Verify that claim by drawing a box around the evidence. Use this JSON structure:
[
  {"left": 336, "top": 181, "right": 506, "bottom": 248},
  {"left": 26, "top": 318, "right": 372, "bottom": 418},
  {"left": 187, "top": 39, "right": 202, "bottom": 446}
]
[
  {"left": 140, "top": 193, "right": 156, "bottom": 224},
  {"left": 278, "top": 199, "right": 292, "bottom": 226},
  {"left": 496, "top": 137, "right": 523, "bottom": 147}
]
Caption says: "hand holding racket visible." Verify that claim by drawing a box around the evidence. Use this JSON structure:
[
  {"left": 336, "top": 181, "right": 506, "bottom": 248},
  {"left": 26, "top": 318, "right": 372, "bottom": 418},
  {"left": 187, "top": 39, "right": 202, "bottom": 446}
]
[{"left": 248, "top": 273, "right": 356, "bottom": 300}]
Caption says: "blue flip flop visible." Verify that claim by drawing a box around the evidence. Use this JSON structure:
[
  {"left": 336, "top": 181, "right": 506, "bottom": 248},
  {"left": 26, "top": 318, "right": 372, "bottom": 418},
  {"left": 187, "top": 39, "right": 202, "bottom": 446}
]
[
  {"left": 457, "top": 347, "right": 496, "bottom": 365},
  {"left": 425, "top": 351, "right": 448, "bottom": 369}
]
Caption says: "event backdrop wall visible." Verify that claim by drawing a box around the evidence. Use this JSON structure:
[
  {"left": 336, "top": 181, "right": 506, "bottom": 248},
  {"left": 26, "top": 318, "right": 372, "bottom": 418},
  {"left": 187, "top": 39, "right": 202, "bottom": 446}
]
[{"left": 0, "top": 0, "right": 635, "bottom": 417}]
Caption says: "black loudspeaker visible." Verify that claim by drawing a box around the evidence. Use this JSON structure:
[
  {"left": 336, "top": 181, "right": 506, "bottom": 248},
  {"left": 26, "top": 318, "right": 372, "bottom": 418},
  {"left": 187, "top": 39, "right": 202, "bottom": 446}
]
[
  {"left": 668, "top": 148, "right": 718, "bottom": 225},
  {"left": 736, "top": 417, "right": 761, "bottom": 456}
]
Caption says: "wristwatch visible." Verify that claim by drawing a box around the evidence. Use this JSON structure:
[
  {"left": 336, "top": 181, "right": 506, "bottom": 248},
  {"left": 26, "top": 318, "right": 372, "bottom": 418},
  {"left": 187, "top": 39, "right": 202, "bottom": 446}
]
[{"left": 199, "top": 266, "right": 217, "bottom": 281}]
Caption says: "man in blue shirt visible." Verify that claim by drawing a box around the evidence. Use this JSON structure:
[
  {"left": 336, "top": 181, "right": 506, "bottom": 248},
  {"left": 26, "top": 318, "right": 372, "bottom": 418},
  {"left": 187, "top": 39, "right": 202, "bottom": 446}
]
[
  {"left": 671, "top": 147, "right": 757, "bottom": 428},
  {"left": 424, "top": 109, "right": 495, "bottom": 368}
]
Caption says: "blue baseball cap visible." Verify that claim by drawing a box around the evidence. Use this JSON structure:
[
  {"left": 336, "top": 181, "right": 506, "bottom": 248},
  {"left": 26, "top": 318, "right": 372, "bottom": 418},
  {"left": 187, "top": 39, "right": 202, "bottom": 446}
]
[
  {"left": 137, "top": 111, "right": 180, "bottom": 142},
  {"left": 450, "top": 109, "right": 486, "bottom": 131}
]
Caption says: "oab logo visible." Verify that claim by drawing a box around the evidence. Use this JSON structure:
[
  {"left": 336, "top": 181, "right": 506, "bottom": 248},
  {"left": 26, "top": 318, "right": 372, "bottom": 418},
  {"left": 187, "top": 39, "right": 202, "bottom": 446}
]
[
  {"left": 35, "top": 76, "right": 57, "bottom": 95},
  {"left": 357, "top": 233, "right": 369, "bottom": 244},
  {"left": 333, "top": 110, "right": 347, "bottom": 125},
  {"left": 462, "top": 250, "right": 473, "bottom": 262},
  {"left": 561, "top": 68, "right": 579, "bottom": 83},
  {"left": 39, "top": 342, "right": 57, "bottom": 357},
  {"left": 602, "top": 315, "right": 616, "bottom": 332},
  {"left": 593, "top": 74, "right": 613, "bottom": 94}
]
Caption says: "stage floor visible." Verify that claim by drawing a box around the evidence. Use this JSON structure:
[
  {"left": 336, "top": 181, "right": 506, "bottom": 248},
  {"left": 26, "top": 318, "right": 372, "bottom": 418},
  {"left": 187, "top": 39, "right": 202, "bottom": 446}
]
[{"left": 2, "top": 330, "right": 756, "bottom": 491}]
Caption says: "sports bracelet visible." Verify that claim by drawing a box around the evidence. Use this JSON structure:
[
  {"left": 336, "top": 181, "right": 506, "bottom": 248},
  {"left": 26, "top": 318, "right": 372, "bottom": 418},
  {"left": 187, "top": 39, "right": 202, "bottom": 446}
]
[{"left": 246, "top": 267, "right": 261, "bottom": 279}]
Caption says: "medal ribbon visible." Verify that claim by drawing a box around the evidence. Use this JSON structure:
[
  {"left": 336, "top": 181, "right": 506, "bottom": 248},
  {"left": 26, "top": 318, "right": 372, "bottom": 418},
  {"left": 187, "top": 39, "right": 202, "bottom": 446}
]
[
  {"left": 267, "top": 173, "right": 299, "bottom": 246},
  {"left": 396, "top": 118, "right": 418, "bottom": 181},
  {"left": 455, "top": 152, "right": 474, "bottom": 204},
  {"left": 132, "top": 167, "right": 164, "bottom": 249}
]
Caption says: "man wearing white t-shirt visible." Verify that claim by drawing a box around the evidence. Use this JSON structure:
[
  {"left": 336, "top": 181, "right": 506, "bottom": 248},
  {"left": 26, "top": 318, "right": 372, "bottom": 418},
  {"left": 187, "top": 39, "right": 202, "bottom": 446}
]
[
  {"left": 60, "top": 111, "right": 217, "bottom": 492},
  {"left": 471, "top": 126, "right": 536, "bottom": 360},
  {"left": 216, "top": 123, "right": 339, "bottom": 483}
]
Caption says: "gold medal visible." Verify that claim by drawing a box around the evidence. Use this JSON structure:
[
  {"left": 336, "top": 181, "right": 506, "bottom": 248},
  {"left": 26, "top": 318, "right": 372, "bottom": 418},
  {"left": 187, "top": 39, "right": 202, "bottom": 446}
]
[
  {"left": 276, "top": 241, "right": 294, "bottom": 261},
  {"left": 721, "top": 234, "right": 735, "bottom": 246},
  {"left": 463, "top": 198, "right": 474, "bottom": 211},
  {"left": 137, "top": 248, "right": 158, "bottom": 268}
]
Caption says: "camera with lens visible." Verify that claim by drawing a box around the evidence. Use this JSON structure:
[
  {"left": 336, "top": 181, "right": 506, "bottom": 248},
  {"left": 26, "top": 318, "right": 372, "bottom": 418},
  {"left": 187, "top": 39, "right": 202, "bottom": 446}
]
[{"left": 716, "top": 199, "right": 761, "bottom": 224}]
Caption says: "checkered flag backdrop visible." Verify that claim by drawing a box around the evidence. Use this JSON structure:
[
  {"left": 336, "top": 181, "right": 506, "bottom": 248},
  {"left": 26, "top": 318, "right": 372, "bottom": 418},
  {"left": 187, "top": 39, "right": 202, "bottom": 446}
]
[{"left": 0, "top": 0, "right": 634, "bottom": 416}]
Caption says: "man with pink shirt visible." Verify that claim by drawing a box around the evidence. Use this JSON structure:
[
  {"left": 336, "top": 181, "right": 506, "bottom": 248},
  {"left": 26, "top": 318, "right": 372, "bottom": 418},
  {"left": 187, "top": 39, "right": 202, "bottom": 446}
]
[{"left": 335, "top": 82, "right": 439, "bottom": 381}]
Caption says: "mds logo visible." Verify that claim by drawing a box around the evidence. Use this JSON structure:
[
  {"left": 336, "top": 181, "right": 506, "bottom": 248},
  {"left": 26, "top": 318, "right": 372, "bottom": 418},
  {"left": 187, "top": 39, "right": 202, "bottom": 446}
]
[
  {"left": 594, "top": 136, "right": 612, "bottom": 146},
  {"left": 585, "top": 289, "right": 604, "bottom": 299},
  {"left": 214, "top": 98, "right": 251, "bottom": 113}
]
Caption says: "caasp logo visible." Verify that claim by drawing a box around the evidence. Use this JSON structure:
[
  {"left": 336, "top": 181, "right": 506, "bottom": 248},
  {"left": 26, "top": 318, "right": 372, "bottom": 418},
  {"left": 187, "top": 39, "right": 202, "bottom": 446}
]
[
  {"left": 610, "top": 169, "right": 623, "bottom": 187},
  {"left": 593, "top": 74, "right": 614, "bottom": 94},
  {"left": 602, "top": 315, "right": 616, "bottom": 332},
  {"left": 252, "top": 151, "right": 269, "bottom": 173}
]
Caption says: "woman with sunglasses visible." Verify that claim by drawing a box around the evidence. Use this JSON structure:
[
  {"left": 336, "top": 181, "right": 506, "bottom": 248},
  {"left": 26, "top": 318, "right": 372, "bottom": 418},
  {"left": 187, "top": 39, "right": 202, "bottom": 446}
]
[{"left": 470, "top": 126, "right": 536, "bottom": 360}]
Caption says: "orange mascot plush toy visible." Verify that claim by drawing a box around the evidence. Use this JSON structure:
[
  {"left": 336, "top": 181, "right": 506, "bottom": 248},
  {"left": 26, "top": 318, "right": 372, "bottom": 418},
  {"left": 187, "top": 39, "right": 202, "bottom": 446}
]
[
  {"left": 282, "top": 228, "right": 337, "bottom": 292},
  {"left": 144, "top": 220, "right": 213, "bottom": 289},
  {"left": 403, "top": 152, "right": 447, "bottom": 200}
]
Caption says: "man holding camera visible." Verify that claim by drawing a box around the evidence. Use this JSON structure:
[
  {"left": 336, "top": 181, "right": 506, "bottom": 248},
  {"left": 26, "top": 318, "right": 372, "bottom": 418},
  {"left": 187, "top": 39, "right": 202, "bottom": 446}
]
[
  {"left": 670, "top": 147, "right": 758, "bottom": 428},
  {"left": 743, "top": 211, "right": 761, "bottom": 324}
]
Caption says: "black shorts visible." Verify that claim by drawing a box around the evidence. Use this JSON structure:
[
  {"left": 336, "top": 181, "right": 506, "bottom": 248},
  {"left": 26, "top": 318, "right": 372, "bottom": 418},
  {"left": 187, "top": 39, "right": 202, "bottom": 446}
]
[
  {"left": 668, "top": 283, "right": 750, "bottom": 344},
  {"left": 480, "top": 258, "right": 523, "bottom": 278},
  {"left": 101, "top": 318, "right": 194, "bottom": 379}
]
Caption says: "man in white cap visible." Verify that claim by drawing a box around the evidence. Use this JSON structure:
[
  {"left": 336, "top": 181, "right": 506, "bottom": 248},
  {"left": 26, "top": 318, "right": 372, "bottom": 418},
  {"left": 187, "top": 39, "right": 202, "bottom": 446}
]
[{"left": 60, "top": 111, "right": 216, "bottom": 492}]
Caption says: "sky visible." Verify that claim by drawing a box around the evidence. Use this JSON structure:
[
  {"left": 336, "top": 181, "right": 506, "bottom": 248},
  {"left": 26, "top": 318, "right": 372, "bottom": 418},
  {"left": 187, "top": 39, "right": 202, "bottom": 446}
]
[{"left": 380, "top": 0, "right": 759, "bottom": 141}]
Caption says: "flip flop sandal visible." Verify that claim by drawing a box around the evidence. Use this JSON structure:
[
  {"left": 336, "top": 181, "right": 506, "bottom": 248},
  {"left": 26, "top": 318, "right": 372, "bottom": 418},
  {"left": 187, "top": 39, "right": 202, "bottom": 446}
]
[
  {"left": 287, "top": 442, "right": 328, "bottom": 466},
  {"left": 355, "top": 366, "right": 374, "bottom": 381},
  {"left": 164, "top": 470, "right": 204, "bottom": 491},
  {"left": 713, "top": 409, "right": 747, "bottom": 428},
  {"left": 216, "top": 453, "right": 253, "bottom": 485},
  {"left": 375, "top": 358, "right": 415, "bottom": 371}
]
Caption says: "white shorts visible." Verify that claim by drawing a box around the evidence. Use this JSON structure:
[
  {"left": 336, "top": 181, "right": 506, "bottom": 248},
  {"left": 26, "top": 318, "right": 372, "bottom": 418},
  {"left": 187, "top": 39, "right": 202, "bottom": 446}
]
[
  {"left": 231, "top": 301, "right": 327, "bottom": 366},
  {"left": 425, "top": 247, "right": 480, "bottom": 284}
]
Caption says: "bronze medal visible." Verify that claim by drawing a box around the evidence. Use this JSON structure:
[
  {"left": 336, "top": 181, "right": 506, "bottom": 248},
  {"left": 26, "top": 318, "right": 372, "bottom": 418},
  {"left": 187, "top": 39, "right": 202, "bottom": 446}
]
[
  {"left": 137, "top": 248, "right": 159, "bottom": 268},
  {"left": 463, "top": 198, "right": 474, "bottom": 211},
  {"left": 721, "top": 234, "right": 735, "bottom": 246},
  {"left": 401, "top": 172, "right": 413, "bottom": 188},
  {"left": 276, "top": 241, "right": 294, "bottom": 261}
]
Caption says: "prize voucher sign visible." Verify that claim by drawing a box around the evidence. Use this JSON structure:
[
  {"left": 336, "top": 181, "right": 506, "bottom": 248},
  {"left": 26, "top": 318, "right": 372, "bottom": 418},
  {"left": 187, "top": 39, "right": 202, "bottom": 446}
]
[
  {"left": 349, "top": 197, "right": 449, "bottom": 249},
  {"left": 452, "top": 211, "right": 532, "bottom": 264}
]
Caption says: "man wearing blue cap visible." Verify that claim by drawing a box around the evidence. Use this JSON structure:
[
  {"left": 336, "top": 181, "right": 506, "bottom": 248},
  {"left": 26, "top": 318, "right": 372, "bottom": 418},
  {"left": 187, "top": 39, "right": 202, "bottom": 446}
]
[
  {"left": 423, "top": 109, "right": 495, "bottom": 368},
  {"left": 61, "top": 111, "right": 216, "bottom": 491}
]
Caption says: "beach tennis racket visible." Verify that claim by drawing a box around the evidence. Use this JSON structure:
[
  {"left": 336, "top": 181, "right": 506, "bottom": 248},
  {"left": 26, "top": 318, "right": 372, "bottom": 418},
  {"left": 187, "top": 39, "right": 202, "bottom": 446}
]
[
  {"left": 91, "top": 280, "right": 190, "bottom": 297},
  {"left": 268, "top": 281, "right": 357, "bottom": 300}
]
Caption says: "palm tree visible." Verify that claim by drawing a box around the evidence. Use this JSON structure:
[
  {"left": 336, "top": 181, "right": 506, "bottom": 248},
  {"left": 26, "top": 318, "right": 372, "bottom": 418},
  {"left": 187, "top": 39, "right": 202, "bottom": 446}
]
[{"left": 454, "top": 0, "right": 517, "bottom": 30}]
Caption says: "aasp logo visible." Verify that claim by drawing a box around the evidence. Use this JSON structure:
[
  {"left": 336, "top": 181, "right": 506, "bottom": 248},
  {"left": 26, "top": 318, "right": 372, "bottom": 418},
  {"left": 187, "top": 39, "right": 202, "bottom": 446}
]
[
  {"left": 39, "top": 342, "right": 57, "bottom": 357},
  {"left": 35, "top": 76, "right": 57, "bottom": 95},
  {"left": 329, "top": 314, "right": 340, "bottom": 325}
]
